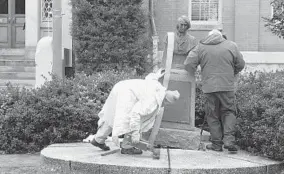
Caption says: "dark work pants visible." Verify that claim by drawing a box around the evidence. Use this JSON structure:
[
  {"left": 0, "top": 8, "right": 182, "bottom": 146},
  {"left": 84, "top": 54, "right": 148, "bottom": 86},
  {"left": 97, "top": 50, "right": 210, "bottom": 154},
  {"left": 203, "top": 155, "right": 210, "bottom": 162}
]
[{"left": 204, "top": 91, "right": 236, "bottom": 147}]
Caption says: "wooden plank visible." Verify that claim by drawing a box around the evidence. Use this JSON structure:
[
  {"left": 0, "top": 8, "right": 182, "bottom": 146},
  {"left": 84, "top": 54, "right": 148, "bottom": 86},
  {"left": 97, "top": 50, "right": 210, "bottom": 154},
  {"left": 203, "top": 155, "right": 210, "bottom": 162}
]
[
  {"left": 163, "top": 32, "right": 174, "bottom": 89},
  {"left": 101, "top": 149, "right": 120, "bottom": 156},
  {"left": 148, "top": 107, "right": 165, "bottom": 148}
]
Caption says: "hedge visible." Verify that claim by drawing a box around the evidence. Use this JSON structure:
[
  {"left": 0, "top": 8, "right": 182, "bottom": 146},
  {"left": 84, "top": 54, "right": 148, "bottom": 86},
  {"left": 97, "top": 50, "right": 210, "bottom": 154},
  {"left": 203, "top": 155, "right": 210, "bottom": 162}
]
[
  {"left": 0, "top": 69, "right": 140, "bottom": 154},
  {"left": 1, "top": 70, "right": 284, "bottom": 161},
  {"left": 71, "top": 0, "right": 152, "bottom": 75},
  {"left": 235, "top": 71, "right": 284, "bottom": 160}
]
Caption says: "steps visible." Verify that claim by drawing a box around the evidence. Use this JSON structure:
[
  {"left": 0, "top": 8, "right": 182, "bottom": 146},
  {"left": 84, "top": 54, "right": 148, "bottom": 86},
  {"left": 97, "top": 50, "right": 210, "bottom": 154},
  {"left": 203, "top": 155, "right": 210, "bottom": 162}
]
[{"left": 0, "top": 48, "right": 35, "bottom": 88}]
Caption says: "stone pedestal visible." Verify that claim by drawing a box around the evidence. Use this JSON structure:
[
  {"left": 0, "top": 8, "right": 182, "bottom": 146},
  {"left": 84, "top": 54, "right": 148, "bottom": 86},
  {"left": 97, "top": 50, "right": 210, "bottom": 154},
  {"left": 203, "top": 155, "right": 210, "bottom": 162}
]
[
  {"left": 40, "top": 142, "right": 284, "bottom": 174},
  {"left": 160, "top": 69, "right": 195, "bottom": 129},
  {"left": 156, "top": 32, "right": 198, "bottom": 149}
]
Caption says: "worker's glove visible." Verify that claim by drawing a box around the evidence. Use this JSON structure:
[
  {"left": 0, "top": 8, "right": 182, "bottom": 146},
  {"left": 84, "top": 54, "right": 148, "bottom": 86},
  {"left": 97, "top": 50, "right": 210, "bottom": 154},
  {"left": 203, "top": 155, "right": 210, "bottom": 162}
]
[
  {"left": 157, "top": 68, "right": 165, "bottom": 79},
  {"left": 131, "top": 130, "right": 140, "bottom": 144}
]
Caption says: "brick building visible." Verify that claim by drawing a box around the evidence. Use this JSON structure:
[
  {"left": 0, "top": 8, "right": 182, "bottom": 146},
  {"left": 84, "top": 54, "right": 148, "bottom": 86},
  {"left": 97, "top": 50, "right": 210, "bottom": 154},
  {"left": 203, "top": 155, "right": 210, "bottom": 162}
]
[
  {"left": 152, "top": 0, "right": 284, "bottom": 51},
  {"left": 0, "top": 0, "right": 283, "bottom": 87}
]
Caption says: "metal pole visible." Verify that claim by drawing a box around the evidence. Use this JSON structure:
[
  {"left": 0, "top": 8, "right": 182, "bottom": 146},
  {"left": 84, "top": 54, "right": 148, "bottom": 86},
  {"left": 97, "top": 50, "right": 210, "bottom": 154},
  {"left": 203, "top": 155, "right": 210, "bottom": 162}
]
[{"left": 52, "top": 0, "right": 64, "bottom": 78}]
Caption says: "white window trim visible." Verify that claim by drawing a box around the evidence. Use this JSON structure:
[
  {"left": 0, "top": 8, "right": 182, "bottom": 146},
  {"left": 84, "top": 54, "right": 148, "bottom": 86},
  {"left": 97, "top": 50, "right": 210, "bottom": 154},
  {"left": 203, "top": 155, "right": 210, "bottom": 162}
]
[
  {"left": 271, "top": 5, "right": 274, "bottom": 18},
  {"left": 270, "top": 2, "right": 284, "bottom": 18},
  {"left": 188, "top": 0, "right": 223, "bottom": 29}
]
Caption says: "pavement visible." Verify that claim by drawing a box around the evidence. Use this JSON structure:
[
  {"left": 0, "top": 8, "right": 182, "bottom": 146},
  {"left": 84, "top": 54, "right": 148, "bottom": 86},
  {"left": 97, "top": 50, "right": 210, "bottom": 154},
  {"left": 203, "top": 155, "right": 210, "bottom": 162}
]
[
  {"left": 1, "top": 139, "right": 284, "bottom": 174},
  {"left": 0, "top": 153, "right": 40, "bottom": 174},
  {"left": 39, "top": 140, "right": 284, "bottom": 174}
]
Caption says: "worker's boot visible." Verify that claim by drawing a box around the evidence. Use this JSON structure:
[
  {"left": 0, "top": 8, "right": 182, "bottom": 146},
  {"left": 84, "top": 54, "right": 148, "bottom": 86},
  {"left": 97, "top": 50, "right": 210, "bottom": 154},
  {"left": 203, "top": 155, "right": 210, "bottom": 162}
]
[
  {"left": 91, "top": 139, "right": 110, "bottom": 151},
  {"left": 224, "top": 145, "right": 238, "bottom": 154},
  {"left": 206, "top": 143, "right": 223, "bottom": 152}
]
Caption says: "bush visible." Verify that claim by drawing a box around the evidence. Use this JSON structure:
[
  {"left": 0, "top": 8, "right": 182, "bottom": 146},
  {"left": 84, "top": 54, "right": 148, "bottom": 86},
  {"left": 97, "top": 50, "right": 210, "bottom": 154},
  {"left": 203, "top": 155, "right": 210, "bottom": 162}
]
[
  {"left": 235, "top": 71, "right": 284, "bottom": 160},
  {"left": 71, "top": 0, "right": 152, "bottom": 75},
  {"left": 2, "top": 68, "right": 284, "bottom": 161},
  {"left": 0, "top": 69, "right": 140, "bottom": 154}
]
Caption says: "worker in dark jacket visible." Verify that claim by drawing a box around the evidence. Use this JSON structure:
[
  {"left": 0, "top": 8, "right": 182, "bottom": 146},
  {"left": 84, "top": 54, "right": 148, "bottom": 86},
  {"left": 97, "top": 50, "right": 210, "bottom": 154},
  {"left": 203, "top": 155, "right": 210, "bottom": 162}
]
[{"left": 184, "top": 29, "right": 245, "bottom": 153}]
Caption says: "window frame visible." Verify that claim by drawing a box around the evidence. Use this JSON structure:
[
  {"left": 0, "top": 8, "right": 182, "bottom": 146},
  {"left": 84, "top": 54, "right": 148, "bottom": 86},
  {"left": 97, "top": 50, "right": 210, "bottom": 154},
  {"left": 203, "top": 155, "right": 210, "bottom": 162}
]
[
  {"left": 41, "top": 0, "right": 53, "bottom": 22},
  {"left": 40, "top": 0, "right": 53, "bottom": 37},
  {"left": 188, "top": 0, "right": 223, "bottom": 29}
]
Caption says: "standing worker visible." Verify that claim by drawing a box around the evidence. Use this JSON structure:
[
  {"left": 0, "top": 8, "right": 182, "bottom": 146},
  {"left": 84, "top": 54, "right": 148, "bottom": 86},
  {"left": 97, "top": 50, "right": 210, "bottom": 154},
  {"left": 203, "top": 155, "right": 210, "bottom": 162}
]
[{"left": 184, "top": 29, "right": 245, "bottom": 153}]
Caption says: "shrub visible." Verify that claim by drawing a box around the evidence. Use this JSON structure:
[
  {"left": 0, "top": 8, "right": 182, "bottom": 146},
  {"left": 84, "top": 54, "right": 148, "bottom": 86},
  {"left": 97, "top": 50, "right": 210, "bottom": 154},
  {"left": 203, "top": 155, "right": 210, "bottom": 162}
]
[
  {"left": 71, "top": 0, "right": 152, "bottom": 75},
  {"left": 235, "top": 71, "right": 284, "bottom": 160},
  {"left": 3, "top": 68, "right": 284, "bottom": 161},
  {"left": 0, "top": 69, "right": 140, "bottom": 154}
]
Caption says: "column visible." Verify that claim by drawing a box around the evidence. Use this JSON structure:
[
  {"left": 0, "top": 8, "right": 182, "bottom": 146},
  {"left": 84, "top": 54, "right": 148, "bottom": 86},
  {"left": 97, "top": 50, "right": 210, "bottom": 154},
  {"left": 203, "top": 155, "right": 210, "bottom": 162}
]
[
  {"left": 52, "top": 0, "right": 64, "bottom": 78},
  {"left": 25, "top": 0, "right": 40, "bottom": 59}
]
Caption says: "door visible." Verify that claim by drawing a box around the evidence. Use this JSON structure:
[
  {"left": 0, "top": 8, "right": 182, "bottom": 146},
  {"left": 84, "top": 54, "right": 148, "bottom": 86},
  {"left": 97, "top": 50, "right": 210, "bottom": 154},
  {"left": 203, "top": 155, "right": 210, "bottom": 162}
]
[
  {"left": 0, "top": 0, "right": 11, "bottom": 47},
  {"left": 0, "top": 0, "right": 25, "bottom": 48}
]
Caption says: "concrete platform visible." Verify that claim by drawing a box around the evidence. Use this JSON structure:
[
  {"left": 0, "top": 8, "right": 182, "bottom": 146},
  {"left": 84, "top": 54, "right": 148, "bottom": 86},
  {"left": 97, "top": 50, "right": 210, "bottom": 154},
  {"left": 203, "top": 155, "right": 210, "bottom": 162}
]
[{"left": 40, "top": 140, "right": 284, "bottom": 174}]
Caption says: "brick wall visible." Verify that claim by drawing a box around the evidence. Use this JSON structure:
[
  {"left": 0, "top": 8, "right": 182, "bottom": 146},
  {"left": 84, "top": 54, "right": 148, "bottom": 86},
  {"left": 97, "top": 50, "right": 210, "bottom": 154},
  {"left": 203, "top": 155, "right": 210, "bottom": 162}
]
[
  {"left": 154, "top": 0, "right": 236, "bottom": 49},
  {"left": 154, "top": 0, "right": 189, "bottom": 49},
  {"left": 234, "top": 0, "right": 284, "bottom": 51},
  {"left": 235, "top": 0, "right": 260, "bottom": 51},
  {"left": 153, "top": 0, "right": 284, "bottom": 51},
  {"left": 222, "top": 0, "right": 235, "bottom": 41}
]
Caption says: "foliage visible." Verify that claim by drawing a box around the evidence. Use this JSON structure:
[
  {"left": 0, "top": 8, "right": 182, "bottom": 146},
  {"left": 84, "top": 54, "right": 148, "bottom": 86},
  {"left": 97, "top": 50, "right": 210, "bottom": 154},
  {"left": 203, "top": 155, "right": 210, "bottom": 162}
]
[
  {"left": 263, "top": 0, "right": 284, "bottom": 39},
  {"left": 3, "top": 68, "right": 284, "bottom": 161},
  {"left": 0, "top": 70, "right": 140, "bottom": 154},
  {"left": 71, "top": 0, "right": 153, "bottom": 75},
  {"left": 235, "top": 71, "right": 284, "bottom": 160}
]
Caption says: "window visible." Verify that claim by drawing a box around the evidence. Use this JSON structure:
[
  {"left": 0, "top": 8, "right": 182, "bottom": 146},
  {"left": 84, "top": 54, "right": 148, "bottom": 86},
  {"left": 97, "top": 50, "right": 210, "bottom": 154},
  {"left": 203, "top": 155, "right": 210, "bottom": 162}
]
[
  {"left": 189, "top": 0, "right": 222, "bottom": 26},
  {"left": 15, "top": 0, "right": 25, "bottom": 14},
  {"left": 0, "top": 0, "right": 8, "bottom": 14},
  {"left": 41, "top": 0, "right": 53, "bottom": 22}
]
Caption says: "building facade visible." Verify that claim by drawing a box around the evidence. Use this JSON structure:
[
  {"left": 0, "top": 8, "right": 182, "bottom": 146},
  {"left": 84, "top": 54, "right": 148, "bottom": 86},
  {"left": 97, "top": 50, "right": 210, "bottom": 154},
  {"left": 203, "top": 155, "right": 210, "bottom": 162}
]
[
  {"left": 0, "top": 0, "right": 283, "bottom": 66},
  {"left": 154, "top": 0, "right": 284, "bottom": 51},
  {"left": 0, "top": 0, "right": 71, "bottom": 60}
]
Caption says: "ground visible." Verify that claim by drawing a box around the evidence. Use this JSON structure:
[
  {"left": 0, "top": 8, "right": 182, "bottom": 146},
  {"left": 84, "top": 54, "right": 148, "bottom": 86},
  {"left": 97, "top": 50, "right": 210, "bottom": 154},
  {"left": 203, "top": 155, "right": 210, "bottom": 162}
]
[{"left": 0, "top": 153, "right": 40, "bottom": 174}]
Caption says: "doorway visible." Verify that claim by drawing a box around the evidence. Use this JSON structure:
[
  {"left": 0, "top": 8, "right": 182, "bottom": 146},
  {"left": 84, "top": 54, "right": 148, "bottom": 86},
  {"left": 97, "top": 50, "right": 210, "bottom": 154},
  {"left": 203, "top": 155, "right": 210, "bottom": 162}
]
[{"left": 0, "top": 0, "right": 25, "bottom": 48}]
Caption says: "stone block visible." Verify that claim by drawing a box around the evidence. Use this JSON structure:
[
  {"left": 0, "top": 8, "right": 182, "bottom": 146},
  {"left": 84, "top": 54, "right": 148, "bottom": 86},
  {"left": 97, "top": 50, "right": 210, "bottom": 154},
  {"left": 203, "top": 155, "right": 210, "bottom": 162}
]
[
  {"left": 40, "top": 155, "right": 71, "bottom": 174},
  {"left": 70, "top": 162, "right": 100, "bottom": 174}
]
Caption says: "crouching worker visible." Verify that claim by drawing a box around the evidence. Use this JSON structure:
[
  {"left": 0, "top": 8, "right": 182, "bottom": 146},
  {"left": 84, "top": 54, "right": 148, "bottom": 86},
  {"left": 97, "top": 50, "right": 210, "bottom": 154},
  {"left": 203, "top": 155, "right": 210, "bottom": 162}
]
[{"left": 91, "top": 69, "right": 180, "bottom": 155}]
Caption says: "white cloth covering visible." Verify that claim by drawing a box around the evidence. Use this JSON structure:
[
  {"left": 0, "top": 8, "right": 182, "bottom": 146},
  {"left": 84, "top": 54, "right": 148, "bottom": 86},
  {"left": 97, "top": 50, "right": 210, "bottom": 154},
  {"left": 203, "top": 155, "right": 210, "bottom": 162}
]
[{"left": 97, "top": 75, "right": 166, "bottom": 145}]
